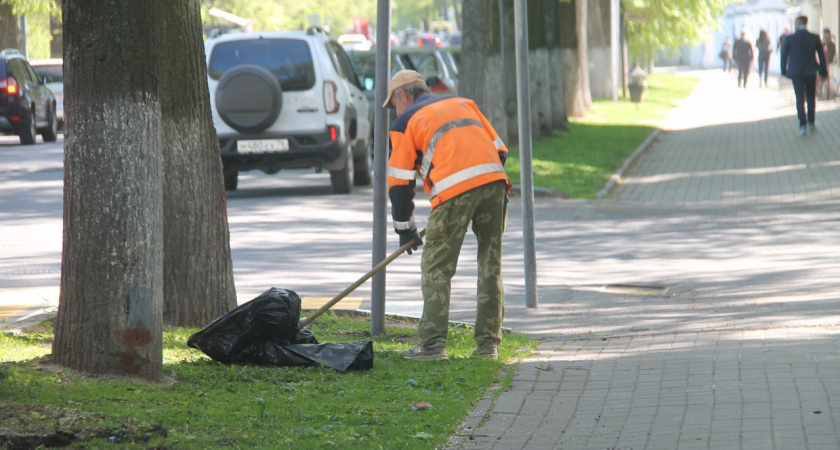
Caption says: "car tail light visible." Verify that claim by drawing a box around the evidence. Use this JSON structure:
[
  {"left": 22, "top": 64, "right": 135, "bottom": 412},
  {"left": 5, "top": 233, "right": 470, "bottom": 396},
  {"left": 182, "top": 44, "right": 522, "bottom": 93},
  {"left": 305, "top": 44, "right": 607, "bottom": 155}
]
[
  {"left": 417, "top": 39, "right": 424, "bottom": 47},
  {"left": 0, "top": 76, "right": 18, "bottom": 96},
  {"left": 324, "top": 80, "right": 339, "bottom": 113},
  {"left": 430, "top": 79, "right": 448, "bottom": 93},
  {"left": 329, "top": 125, "right": 337, "bottom": 141}
]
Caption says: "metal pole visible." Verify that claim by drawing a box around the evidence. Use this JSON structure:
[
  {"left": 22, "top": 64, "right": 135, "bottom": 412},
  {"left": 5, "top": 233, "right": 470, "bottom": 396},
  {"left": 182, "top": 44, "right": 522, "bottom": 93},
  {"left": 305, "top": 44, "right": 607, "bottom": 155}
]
[
  {"left": 514, "top": 0, "right": 538, "bottom": 308},
  {"left": 611, "top": 0, "right": 620, "bottom": 102},
  {"left": 370, "top": 0, "right": 392, "bottom": 336},
  {"left": 19, "top": 16, "right": 27, "bottom": 58}
]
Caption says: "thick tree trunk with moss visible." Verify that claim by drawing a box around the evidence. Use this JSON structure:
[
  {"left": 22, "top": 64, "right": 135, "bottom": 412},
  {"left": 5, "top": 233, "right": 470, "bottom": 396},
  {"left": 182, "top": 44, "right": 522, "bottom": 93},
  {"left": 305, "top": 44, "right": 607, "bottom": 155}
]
[
  {"left": 53, "top": 1, "right": 163, "bottom": 381},
  {"left": 158, "top": 0, "right": 237, "bottom": 327}
]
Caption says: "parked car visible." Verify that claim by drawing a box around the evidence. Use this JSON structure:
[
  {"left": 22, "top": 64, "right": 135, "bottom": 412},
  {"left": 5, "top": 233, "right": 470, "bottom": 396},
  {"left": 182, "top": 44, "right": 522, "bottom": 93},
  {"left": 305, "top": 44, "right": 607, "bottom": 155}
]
[
  {"left": 337, "top": 33, "right": 373, "bottom": 52},
  {"left": 413, "top": 33, "right": 442, "bottom": 48},
  {"left": 205, "top": 27, "right": 373, "bottom": 193},
  {"left": 392, "top": 46, "right": 458, "bottom": 95},
  {"left": 0, "top": 49, "right": 58, "bottom": 145},
  {"left": 29, "top": 58, "right": 63, "bottom": 130},
  {"left": 345, "top": 48, "right": 416, "bottom": 130}
]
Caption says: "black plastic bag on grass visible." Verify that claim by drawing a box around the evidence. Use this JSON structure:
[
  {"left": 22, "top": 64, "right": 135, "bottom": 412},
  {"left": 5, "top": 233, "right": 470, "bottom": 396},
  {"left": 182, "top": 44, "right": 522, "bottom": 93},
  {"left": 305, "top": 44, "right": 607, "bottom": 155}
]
[
  {"left": 286, "top": 340, "right": 374, "bottom": 372},
  {"left": 187, "top": 287, "right": 373, "bottom": 371}
]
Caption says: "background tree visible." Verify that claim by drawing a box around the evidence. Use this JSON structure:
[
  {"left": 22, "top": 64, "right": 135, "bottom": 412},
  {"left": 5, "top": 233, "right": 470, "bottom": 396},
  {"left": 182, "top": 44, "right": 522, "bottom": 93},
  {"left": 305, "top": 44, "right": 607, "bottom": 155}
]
[
  {"left": 48, "top": 0, "right": 60, "bottom": 57},
  {"left": 53, "top": 0, "right": 164, "bottom": 381},
  {"left": 459, "top": 0, "right": 508, "bottom": 141},
  {"left": 623, "top": 0, "right": 733, "bottom": 68},
  {"left": 0, "top": 2, "right": 21, "bottom": 49},
  {"left": 159, "top": 0, "right": 237, "bottom": 327},
  {"left": 1, "top": 0, "right": 57, "bottom": 57},
  {"left": 557, "top": 0, "right": 588, "bottom": 117}
]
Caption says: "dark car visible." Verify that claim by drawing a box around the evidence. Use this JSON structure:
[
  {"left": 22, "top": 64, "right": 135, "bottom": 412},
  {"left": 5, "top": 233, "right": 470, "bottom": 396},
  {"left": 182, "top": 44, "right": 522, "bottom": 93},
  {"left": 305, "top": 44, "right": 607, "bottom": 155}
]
[
  {"left": 0, "top": 49, "right": 58, "bottom": 145},
  {"left": 345, "top": 48, "right": 416, "bottom": 130}
]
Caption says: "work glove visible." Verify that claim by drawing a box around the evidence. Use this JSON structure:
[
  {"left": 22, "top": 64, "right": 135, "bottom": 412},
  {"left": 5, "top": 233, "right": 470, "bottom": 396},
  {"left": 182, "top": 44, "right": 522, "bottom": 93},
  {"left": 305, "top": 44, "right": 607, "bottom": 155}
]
[{"left": 397, "top": 226, "right": 423, "bottom": 255}]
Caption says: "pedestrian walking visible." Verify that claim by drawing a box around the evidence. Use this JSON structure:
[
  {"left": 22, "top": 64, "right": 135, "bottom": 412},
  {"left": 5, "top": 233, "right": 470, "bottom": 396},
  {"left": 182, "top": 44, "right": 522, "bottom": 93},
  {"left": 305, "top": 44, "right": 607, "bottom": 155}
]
[
  {"left": 780, "top": 15, "right": 828, "bottom": 136},
  {"left": 756, "top": 29, "right": 772, "bottom": 87},
  {"left": 824, "top": 28, "right": 837, "bottom": 64},
  {"left": 733, "top": 29, "right": 754, "bottom": 88},
  {"left": 719, "top": 37, "right": 733, "bottom": 72},
  {"left": 383, "top": 70, "right": 511, "bottom": 362},
  {"left": 777, "top": 24, "right": 791, "bottom": 53}
]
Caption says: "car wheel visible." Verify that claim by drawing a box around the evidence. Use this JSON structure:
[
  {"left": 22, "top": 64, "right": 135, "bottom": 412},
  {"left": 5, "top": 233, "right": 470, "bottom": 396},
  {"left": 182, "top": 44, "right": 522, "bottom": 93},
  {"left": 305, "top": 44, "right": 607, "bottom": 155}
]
[
  {"left": 18, "top": 108, "right": 37, "bottom": 145},
  {"left": 41, "top": 104, "right": 59, "bottom": 142},
  {"left": 330, "top": 144, "right": 354, "bottom": 194},
  {"left": 353, "top": 140, "right": 373, "bottom": 186},
  {"left": 216, "top": 64, "right": 283, "bottom": 134},
  {"left": 224, "top": 170, "right": 239, "bottom": 191}
]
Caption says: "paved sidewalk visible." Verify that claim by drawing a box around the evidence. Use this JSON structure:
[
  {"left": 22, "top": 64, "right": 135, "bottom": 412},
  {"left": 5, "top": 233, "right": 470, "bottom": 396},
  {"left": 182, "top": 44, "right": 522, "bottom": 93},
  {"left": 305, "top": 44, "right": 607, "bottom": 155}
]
[{"left": 447, "top": 70, "right": 840, "bottom": 449}]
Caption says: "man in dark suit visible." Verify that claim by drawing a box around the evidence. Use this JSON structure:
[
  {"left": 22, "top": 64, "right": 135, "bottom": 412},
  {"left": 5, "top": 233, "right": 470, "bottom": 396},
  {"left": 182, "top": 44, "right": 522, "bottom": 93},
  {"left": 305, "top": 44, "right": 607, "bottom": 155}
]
[
  {"left": 781, "top": 15, "right": 828, "bottom": 136},
  {"left": 732, "top": 29, "right": 754, "bottom": 88}
]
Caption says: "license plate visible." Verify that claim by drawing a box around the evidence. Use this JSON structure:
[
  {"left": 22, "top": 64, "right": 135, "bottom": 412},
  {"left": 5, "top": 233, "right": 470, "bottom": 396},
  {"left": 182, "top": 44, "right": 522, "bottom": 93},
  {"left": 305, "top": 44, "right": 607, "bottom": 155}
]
[{"left": 237, "top": 139, "right": 290, "bottom": 153}]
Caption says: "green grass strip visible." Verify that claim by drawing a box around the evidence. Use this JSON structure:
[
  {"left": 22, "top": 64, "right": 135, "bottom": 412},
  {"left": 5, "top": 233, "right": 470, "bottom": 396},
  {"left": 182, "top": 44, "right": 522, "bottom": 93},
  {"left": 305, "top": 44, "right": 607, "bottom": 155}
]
[
  {"left": 505, "top": 72, "right": 700, "bottom": 198},
  {"left": 1, "top": 314, "right": 536, "bottom": 449}
]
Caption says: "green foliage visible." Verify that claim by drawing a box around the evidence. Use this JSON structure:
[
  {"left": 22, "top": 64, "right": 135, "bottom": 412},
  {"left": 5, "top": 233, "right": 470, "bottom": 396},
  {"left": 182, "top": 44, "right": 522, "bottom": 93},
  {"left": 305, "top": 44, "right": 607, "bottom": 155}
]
[
  {"left": 0, "top": 313, "right": 535, "bottom": 448},
  {"left": 1, "top": 0, "right": 57, "bottom": 59},
  {"left": 505, "top": 72, "right": 699, "bottom": 198},
  {"left": 0, "top": 0, "right": 56, "bottom": 16},
  {"left": 624, "top": 0, "right": 737, "bottom": 65},
  {"left": 200, "top": 0, "right": 378, "bottom": 36}
]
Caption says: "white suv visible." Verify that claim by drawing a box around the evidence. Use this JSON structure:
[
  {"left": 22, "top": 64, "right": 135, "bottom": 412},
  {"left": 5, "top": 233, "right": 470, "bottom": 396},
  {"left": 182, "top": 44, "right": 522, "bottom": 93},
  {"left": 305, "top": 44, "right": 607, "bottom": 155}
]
[{"left": 206, "top": 27, "right": 372, "bottom": 193}]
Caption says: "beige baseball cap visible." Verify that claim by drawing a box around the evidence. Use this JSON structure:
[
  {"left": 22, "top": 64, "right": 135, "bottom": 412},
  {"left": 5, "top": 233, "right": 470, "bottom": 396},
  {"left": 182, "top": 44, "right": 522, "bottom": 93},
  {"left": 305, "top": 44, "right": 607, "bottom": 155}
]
[{"left": 382, "top": 70, "right": 425, "bottom": 108}]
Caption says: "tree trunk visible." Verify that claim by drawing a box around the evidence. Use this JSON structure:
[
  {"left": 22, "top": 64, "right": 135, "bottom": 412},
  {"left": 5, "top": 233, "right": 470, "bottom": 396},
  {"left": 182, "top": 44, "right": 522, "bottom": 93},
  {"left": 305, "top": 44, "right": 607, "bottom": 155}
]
[
  {"left": 158, "top": 0, "right": 237, "bottom": 327},
  {"left": 575, "top": 0, "right": 592, "bottom": 109},
  {"left": 53, "top": 1, "right": 163, "bottom": 381},
  {"left": 544, "top": 0, "right": 568, "bottom": 131},
  {"left": 558, "top": 1, "right": 586, "bottom": 117},
  {"left": 0, "top": 4, "right": 21, "bottom": 50},
  {"left": 460, "top": 0, "right": 507, "bottom": 142},
  {"left": 50, "top": 0, "right": 63, "bottom": 59},
  {"left": 500, "top": 0, "right": 517, "bottom": 142}
]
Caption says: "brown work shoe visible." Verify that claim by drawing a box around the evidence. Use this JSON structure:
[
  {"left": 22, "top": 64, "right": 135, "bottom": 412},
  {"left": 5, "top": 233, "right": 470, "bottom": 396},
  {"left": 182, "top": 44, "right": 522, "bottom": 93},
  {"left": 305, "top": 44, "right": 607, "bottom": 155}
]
[
  {"left": 403, "top": 342, "right": 448, "bottom": 361},
  {"left": 471, "top": 343, "right": 499, "bottom": 359}
]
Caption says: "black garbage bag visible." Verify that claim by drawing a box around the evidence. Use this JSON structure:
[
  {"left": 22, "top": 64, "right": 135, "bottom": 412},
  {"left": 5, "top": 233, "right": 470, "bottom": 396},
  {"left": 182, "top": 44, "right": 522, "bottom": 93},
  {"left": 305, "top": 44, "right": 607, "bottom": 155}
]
[
  {"left": 286, "top": 340, "right": 374, "bottom": 372},
  {"left": 187, "top": 287, "right": 373, "bottom": 371}
]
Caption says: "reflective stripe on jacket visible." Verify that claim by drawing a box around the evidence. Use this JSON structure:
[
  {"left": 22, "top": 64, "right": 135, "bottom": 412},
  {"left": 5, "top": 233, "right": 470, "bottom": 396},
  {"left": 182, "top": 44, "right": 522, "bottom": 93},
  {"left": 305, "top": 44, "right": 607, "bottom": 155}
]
[{"left": 387, "top": 93, "right": 510, "bottom": 229}]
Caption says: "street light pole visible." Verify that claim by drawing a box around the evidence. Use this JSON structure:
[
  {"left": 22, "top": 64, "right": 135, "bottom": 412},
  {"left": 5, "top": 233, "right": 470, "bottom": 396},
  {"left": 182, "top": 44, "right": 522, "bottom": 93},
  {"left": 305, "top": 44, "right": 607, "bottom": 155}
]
[
  {"left": 370, "top": 0, "right": 392, "bottom": 336},
  {"left": 514, "top": 0, "right": 538, "bottom": 308}
]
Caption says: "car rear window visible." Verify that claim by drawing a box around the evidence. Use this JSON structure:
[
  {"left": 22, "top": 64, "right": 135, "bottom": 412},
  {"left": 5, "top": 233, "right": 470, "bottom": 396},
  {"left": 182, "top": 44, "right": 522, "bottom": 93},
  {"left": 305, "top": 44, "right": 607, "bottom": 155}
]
[
  {"left": 404, "top": 52, "right": 438, "bottom": 76},
  {"left": 208, "top": 39, "right": 316, "bottom": 91},
  {"left": 32, "top": 64, "right": 63, "bottom": 83}
]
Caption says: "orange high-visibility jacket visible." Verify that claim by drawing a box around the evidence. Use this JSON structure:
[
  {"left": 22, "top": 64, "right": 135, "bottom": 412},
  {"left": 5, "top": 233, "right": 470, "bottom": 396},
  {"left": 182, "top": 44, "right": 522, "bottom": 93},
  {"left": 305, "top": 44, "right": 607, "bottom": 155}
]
[{"left": 387, "top": 93, "right": 510, "bottom": 232}]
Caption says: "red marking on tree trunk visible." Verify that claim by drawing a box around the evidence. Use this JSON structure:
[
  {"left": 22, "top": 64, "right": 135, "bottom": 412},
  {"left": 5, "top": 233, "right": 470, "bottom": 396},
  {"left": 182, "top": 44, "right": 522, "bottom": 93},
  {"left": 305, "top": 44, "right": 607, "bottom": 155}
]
[{"left": 121, "top": 328, "right": 152, "bottom": 346}]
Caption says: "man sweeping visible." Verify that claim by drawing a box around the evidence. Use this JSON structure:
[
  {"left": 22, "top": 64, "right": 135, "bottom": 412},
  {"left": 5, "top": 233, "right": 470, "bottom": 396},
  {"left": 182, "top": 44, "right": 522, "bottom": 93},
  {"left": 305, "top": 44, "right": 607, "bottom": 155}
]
[{"left": 383, "top": 70, "right": 511, "bottom": 361}]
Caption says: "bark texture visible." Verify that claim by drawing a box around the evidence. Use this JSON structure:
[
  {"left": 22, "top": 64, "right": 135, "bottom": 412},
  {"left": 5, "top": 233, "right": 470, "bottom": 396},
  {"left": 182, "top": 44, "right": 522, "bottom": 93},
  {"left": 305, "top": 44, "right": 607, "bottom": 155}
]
[
  {"left": 53, "top": 1, "right": 163, "bottom": 381},
  {"left": 158, "top": 0, "right": 236, "bottom": 327}
]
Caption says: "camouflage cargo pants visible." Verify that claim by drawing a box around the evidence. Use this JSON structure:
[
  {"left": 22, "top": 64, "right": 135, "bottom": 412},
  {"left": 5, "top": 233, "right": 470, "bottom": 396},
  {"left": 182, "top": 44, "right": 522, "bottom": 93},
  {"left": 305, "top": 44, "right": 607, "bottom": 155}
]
[{"left": 419, "top": 180, "right": 508, "bottom": 348}]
